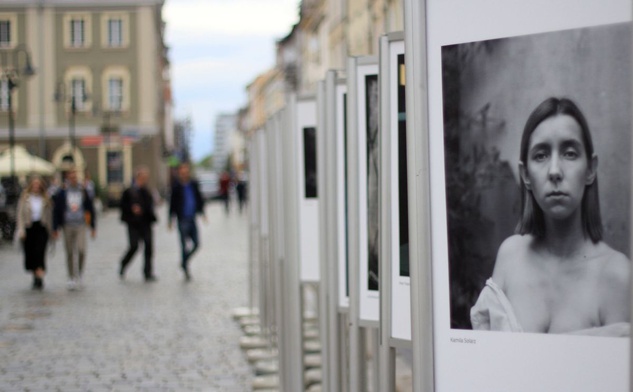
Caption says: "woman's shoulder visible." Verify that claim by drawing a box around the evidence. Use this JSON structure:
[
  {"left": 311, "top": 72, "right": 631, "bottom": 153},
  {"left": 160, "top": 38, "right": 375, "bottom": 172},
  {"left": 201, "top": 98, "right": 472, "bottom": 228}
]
[
  {"left": 492, "top": 234, "right": 533, "bottom": 287},
  {"left": 595, "top": 243, "right": 630, "bottom": 288},
  {"left": 496, "top": 234, "right": 533, "bottom": 263},
  {"left": 593, "top": 243, "right": 630, "bottom": 323}
]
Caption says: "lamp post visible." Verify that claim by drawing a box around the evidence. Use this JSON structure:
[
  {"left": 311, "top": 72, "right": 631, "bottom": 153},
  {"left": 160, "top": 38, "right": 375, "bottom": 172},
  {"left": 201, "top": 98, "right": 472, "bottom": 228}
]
[
  {"left": 0, "top": 44, "right": 36, "bottom": 188},
  {"left": 54, "top": 80, "right": 87, "bottom": 154}
]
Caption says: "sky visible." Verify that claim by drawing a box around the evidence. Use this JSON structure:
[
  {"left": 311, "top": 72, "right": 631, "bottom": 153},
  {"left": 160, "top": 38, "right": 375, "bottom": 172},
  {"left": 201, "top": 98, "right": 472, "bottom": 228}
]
[{"left": 163, "top": 0, "right": 300, "bottom": 161}]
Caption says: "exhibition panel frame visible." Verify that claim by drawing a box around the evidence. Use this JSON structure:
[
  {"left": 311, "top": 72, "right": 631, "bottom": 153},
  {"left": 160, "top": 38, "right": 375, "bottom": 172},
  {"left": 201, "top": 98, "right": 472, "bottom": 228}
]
[
  {"left": 404, "top": 0, "right": 633, "bottom": 391},
  {"left": 378, "top": 31, "right": 407, "bottom": 392},
  {"left": 296, "top": 96, "right": 321, "bottom": 284},
  {"left": 349, "top": 56, "right": 381, "bottom": 327},
  {"left": 279, "top": 94, "right": 305, "bottom": 392},
  {"left": 379, "top": 32, "right": 411, "bottom": 345},
  {"left": 267, "top": 110, "right": 287, "bottom": 355},
  {"left": 346, "top": 55, "right": 378, "bottom": 391},
  {"left": 336, "top": 77, "right": 350, "bottom": 311},
  {"left": 256, "top": 129, "right": 271, "bottom": 333}
]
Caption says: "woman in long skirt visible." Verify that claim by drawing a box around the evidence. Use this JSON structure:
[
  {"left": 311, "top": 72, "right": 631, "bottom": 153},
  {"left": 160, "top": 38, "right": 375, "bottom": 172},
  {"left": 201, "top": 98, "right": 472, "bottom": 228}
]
[{"left": 16, "top": 176, "right": 53, "bottom": 290}]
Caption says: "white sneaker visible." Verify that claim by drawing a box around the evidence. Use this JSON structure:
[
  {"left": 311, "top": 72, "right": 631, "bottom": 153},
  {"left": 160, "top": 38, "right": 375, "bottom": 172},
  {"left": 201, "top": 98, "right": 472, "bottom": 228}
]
[
  {"left": 67, "top": 279, "right": 77, "bottom": 291},
  {"left": 76, "top": 276, "right": 84, "bottom": 290}
]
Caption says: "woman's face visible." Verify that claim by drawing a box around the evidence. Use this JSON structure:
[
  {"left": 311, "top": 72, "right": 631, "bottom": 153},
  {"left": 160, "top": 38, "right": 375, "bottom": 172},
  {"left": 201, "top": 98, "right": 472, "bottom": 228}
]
[
  {"left": 521, "top": 114, "right": 596, "bottom": 221},
  {"left": 31, "top": 178, "right": 42, "bottom": 194}
]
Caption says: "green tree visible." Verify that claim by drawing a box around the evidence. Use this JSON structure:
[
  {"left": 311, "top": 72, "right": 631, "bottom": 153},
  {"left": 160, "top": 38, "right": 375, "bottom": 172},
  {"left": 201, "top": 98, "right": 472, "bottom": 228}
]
[{"left": 197, "top": 154, "right": 214, "bottom": 169}]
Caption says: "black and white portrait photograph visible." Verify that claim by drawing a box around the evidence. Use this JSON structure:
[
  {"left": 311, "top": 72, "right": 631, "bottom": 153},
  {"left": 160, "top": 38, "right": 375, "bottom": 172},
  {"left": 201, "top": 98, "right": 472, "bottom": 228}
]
[
  {"left": 366, "top": 74, "right": 380, "bottom": 291},
  {"left": 443, "top": 23, "right": 631, "bottom": 337}
]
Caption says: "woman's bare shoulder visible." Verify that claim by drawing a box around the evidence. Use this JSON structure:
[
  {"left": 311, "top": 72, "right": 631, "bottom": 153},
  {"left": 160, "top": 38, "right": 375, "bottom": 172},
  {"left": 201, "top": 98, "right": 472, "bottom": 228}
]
[
  {"left": 492, "top": 235, "right": 532, "bottom": 287},
  {"left": 597, "top": 244, "right": 630, "bottom": 288},
  {"left": 595, "top": 243, "right": 630, "bottom": 323}
]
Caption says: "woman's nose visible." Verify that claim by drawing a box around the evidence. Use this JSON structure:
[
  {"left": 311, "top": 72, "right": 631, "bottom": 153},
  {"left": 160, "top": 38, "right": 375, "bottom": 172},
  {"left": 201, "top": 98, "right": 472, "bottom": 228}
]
[{"left": 548, "top": 155, "right": 563, "bottom": 182}]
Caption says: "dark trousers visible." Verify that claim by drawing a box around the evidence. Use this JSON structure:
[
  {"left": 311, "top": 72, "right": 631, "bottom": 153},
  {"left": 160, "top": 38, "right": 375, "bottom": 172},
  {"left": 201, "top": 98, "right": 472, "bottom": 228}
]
[
  {"left": 222, "top": 193, "right": 230, "bottom": 213},
  {"left": 23, "top": 221, "right": 48, "bottom": 272},
  {"left": 178, "top": 216, "right": 199, "bottom": 271},
  {"left": 120, "top": 223, "right": 153, "bottom": 278}
]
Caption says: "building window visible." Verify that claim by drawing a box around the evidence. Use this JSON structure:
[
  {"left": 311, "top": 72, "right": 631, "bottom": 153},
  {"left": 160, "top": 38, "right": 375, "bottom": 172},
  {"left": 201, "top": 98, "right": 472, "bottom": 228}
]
[
  {"left": 102, "top": 66, "right": 130, "bottom": 112},
  {"left": 108, "top": 18, "right": 123, "bottom": 47},
  {"left": 0, "top": 13, "right": 17, "bottom": 48},
  {"left": 102, "top": 13, "right": 129, "bottom": 48},
  {"left": 71, "top": 78, "right": 86, "bottom": 111},
  {"left": 108, "top": 77, "right": 123, "bottom": 111},
  {"left": 70, "top": 19, "right": 85, "bottom": 47},
  {"left": 0, "top": 79, "right": 9, "bottom": 111},
  {"left": 0, "top": 20, "right": 10, "bottom": 47},
  {"left": 64, "top": 66, "right": 93, "bottom": 113},
  {"left": 64, "top": 13, "right": 91, "bottom": 49}
]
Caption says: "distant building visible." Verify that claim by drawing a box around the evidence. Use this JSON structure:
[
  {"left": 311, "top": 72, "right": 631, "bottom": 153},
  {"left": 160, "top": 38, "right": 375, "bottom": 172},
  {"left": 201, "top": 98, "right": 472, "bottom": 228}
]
[
  {"left": 0, "top": 0, "right": 173, "bottom": 202},
  {"left": 213, "top": 113, "right": 236, "bottom": 172}
]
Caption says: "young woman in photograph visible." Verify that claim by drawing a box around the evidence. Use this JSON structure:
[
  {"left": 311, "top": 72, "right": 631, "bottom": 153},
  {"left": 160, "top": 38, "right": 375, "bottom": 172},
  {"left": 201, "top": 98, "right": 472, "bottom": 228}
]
[
  {"left": 471, "top": 97, "right": 630, "bottom": 337},
  {"left": 16, "top": 176, "right": 53, "bottom": 290}
]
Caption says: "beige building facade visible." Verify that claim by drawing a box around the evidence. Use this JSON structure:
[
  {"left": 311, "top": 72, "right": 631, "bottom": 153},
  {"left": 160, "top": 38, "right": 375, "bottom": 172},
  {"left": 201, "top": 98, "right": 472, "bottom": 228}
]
[
  {"left": 0, "top": 0, "right": 171, "bottom": 203},
  {"left": 244, "top": 0, "right": 404, "bottom": 131}
]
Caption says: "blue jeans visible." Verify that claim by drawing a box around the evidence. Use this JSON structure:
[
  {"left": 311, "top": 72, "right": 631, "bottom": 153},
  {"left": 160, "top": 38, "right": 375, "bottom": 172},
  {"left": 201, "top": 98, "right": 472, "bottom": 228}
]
[{"left": 178, "top": 216, "right": 199, "bottom": 270}]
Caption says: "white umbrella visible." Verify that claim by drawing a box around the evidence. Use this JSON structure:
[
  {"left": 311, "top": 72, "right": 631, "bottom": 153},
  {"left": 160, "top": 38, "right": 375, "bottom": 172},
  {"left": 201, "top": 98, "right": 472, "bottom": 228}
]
[{"left": 0, "top": 146, "right": 56, "bottom": 176}]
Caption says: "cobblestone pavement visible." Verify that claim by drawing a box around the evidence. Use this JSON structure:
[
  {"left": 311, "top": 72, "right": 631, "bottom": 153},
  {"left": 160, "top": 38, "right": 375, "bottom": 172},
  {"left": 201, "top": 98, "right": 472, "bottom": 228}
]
[{"left": 0, "top": 202, "right": 252, "bottom": 391}]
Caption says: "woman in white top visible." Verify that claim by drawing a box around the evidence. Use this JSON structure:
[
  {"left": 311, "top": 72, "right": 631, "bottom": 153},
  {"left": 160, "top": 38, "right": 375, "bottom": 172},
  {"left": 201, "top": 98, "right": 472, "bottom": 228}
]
[
  {"left": 16, "top": 176, "right": 53, "bottom": 290},
  {"left": 471, "top": 97, "right": 630, "bottom": 337}
]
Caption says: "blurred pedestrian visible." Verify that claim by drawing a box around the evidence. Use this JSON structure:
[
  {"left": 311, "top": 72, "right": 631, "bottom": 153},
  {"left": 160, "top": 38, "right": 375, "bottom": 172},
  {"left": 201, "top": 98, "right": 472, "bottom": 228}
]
[
  {"left": 219, "top": 171, "right": 231, "bottom": 214},
  {"left": 84, "top": 169, "right": 96, "bottom": 201},
  {"left": 16, "top": 176, "right": 53, "bottom": 290},
  {"left": 168, "top": 162, "right": 206, "bottom": 281},
  {"left": 236, "top": 172, "right": 247, "bottom": 213},
  {"left": 53, "top": 168, "right": 97, "bottom": 291},
  {"left": 119, "top": 166, "right": 157, "bottom": 282},
  {"left": 46, "top": 175, "right": 61, "bottom": 198}
]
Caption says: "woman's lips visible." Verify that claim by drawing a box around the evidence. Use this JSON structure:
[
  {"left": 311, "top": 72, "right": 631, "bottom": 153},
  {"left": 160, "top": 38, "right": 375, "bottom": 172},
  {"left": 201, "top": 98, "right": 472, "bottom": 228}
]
[{"left": 547, "top": 191, "right": 568, "bottom": 198}]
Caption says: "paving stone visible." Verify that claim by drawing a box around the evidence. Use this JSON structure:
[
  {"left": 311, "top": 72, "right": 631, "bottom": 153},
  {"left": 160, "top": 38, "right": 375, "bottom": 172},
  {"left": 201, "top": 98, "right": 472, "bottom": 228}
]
[{"left": 0, "top": 203, "right": 252, "bottom": 391}]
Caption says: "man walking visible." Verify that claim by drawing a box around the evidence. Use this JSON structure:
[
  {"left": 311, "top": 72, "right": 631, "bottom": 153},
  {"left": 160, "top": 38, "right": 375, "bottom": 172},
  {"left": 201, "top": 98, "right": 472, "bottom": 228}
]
[
  {"left": 53, "top": 168, "right": 96, "bottom": 290},
  {"left": 119, "top": 166, "right": 157, "bottom": 282},
  {"left": 168, "top": 162, "right": 205, "bottom": 281}
]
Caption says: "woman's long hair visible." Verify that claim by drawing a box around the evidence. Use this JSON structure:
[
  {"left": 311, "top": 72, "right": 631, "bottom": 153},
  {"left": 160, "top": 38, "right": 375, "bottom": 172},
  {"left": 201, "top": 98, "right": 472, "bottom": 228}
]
[
  {"left": 516, "top": 97, "right": 602, "bottom": 242},
  {"left": 22, "top": 175, "right": 51, "bottom": 203}
]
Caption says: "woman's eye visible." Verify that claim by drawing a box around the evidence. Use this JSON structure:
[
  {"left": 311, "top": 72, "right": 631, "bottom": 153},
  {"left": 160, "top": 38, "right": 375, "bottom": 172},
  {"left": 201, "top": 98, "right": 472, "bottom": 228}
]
[
  {"left": 532, "top": 151, "right": 548, "bottom": 161},
  {"left": 563, "top": 149, "right": 579, "bottom": 159}
]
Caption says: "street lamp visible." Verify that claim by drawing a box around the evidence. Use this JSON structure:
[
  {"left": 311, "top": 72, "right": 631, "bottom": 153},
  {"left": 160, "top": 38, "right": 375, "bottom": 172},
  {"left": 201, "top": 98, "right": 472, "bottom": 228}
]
[
  {"left": 0, "top": 44, "right": 36, "bottom": 187},
  {"left": 54, "top": 79, "right": 88, "bottom": 153}
]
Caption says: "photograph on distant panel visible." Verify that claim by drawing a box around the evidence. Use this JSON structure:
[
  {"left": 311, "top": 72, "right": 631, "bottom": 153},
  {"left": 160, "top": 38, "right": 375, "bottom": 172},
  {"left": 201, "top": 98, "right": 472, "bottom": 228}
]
[
  {"left": 342, "top": 92, "right": 350, "bottom": 300},
  {"left": 365, "top": 74, "right": 380, "bottom": 291},
  {"left": 397, "top": 53, "right": 409, "bottom": 278},
  {"left": 303, "top": 126, "right": 318, "bottom": 199}
]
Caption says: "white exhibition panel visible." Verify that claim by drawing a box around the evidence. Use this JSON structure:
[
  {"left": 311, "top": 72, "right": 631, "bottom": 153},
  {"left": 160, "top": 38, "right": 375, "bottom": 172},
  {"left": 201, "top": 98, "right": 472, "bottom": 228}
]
[
  {"left": 248, "top": 137, "right": 259, "bottom": 227},
  {"left": 272, "top": 112, "right": 286, "bottom": 265},
  {"left": 424, "top": 0, "right": 632, "bottom": 390},
  {"left": 268, "top": 112, "right": 287, "bottom": 354},
  {"left": 296, "top": 97, "right": 321, "bottom": 283},
  {"left": 257, "top": 130, "right": 269, "bottom": 238},
  {"left": 336, "top": 81, "right": 350, "bottom": 310},
  {"left": 387, "top": 38, "right": 410, "bottom": 342},
  {"left": 279, "top": 95, "right": 305, "bottom": 392},
  {"left": 356, "top": 61, "right": 380, "bottom": 323}
]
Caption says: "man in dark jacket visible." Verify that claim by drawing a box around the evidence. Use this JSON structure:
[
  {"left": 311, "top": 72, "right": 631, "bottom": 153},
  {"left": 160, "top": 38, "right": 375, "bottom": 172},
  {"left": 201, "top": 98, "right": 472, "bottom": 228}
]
[
  {"left": 119, "top": 166, "right": 157, "bottom": 281},
  {"left": 53, "top": 168, "right": 97, "bottom": 290},
  {"left": 168, "top": 162, "right": 206, "bottom": 281}
]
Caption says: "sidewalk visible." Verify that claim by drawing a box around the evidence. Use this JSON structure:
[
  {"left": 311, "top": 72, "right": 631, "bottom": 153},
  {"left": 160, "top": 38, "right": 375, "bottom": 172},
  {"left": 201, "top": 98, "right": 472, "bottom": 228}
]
[{"left": 0, "top": 201, "right": 252, "bottom": 391}]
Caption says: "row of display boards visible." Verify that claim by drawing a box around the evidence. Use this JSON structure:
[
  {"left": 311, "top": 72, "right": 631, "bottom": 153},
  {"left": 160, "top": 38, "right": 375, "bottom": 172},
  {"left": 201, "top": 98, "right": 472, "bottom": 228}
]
[{"left": 247, "top": 0, "right": 633, "bottom": 390}]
